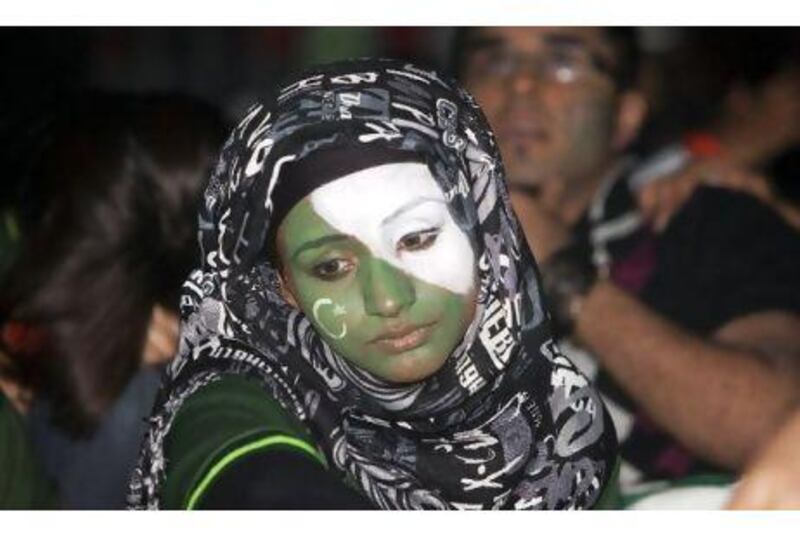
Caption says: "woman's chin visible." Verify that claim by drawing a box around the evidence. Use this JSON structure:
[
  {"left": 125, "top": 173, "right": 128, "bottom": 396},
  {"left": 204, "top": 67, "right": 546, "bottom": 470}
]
[{"left": 369, "top": 346, "right": 450, "bottom": 384}]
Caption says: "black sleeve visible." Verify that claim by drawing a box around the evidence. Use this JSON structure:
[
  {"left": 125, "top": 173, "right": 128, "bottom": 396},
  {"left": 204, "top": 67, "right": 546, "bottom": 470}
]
[
  {"left": 199, "top": 448, "right": 373, "bottom": 510},
  {"left": 641, "top": 186, "right": 800, "bottom": 335}
]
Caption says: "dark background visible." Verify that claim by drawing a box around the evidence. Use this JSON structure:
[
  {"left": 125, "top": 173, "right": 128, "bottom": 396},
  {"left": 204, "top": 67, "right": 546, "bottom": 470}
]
[{"left": 1, "top": 27, "right": 798, "bottom": 202}]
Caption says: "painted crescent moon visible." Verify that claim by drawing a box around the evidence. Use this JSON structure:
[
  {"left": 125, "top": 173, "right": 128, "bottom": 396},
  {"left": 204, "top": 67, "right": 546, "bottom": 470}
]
[{"left": 312, "top": 298, "right": 347, "bottom": 339}]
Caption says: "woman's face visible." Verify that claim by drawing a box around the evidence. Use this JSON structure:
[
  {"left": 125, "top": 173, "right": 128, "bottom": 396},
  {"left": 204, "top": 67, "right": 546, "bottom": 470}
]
[{"left": 276, "top": 162, "right": 477, "bottom": 383}]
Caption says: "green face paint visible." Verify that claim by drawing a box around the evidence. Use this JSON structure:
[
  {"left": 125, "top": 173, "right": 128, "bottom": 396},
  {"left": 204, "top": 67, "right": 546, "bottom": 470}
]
[{"left": 275, "top": 164, "right": 477, "bottom": 384}]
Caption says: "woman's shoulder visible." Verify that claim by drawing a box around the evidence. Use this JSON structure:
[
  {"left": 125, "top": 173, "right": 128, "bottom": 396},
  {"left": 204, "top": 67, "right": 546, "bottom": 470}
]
[{"left": 161, "top": 374, "right": 326, "bottom": 509}]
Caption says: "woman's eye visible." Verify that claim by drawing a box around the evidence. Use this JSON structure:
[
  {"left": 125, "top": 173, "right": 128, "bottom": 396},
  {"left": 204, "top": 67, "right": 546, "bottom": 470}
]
[
  {"left": 397, "top": 228, "right": 440, "bottom": 253},
  {"left": 311, "top": 258, "right": 352, "bottom": 280}
]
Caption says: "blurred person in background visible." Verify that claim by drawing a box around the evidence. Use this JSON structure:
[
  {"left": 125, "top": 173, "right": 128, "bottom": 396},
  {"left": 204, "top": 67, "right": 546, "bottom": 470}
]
[
  {"left": 0, "top": 92, "right": 226, "bottom": 508},
  {"left": 455, "top": 27, "right": 800, "bottom": 507},
  {"left": 634, "top": 28, "right": 800, "bottom": 232}
]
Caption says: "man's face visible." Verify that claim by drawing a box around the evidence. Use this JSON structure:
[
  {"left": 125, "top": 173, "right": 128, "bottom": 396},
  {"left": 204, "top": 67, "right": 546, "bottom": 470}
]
[{"left": 462, "top": 27, "right": 622, "bottom": 189}]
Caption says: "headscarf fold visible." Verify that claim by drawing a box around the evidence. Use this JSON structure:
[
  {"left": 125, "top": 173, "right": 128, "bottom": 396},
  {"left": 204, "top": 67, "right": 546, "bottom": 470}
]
[{"left": 128, "top": 59, "right": 617, "bottom": 510}]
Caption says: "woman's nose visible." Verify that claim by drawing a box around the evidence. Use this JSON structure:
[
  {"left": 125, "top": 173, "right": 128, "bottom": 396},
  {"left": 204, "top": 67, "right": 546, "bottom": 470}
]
[{"left": 360, "top": 258, "right": 416, "bottom": 317}]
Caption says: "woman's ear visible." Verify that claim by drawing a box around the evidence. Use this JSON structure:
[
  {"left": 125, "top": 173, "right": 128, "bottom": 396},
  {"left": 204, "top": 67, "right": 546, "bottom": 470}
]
[{"left": 278, "top": 271, "right": 300, "bottom": 309}]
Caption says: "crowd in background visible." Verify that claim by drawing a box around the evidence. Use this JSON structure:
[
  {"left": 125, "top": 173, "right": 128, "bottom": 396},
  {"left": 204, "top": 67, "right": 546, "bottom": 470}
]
[{"left": 1, "top": 27, "right": 799, "bottom": 510}]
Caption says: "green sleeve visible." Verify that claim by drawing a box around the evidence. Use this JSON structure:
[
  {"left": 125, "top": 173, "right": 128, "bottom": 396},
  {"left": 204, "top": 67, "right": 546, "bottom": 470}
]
[
  {"left": 0, "top": 393, "right": 58, "bottom": 509},
  {"left": 161, "top": 375, "right": 326, "bottom": 509},
  {"left": 592, "top": 457, "right": 622, "bottom": 510}
]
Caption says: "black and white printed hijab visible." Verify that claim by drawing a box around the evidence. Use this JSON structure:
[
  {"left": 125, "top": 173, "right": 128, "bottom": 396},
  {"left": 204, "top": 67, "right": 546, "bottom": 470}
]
[{"left": 128, "top": 59, "right": 617, "bottom": 510}]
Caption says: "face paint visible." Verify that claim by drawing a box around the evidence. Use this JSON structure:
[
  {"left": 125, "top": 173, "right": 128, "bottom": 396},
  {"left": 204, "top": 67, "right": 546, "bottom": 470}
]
[
  {"left": 312, "top": 297, "right": 348, "bottom": 339},
  {"left": 276, "top": 163, "right": 477, "bottom": 383},
  {"left": 310, "top": 162, "right": 475, "bottom": 295}
]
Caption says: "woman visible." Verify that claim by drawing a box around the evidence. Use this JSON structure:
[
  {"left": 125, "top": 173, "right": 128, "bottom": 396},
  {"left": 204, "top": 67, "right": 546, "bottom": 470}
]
[
  {"left": 0, "top": 93, "right": 226, "bottom": 508},
  {"left": 129, "top": 59, "right": 618, "bottom": 510}
]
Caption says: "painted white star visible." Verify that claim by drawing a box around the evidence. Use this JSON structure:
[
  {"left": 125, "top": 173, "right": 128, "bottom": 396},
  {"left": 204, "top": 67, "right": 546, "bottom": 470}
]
[{"left": 333, "top": 304, "right": 347, "bottom": 317}]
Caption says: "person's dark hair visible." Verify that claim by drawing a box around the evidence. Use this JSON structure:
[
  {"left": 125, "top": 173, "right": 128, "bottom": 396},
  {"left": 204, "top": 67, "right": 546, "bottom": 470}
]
[
  {"left": 655, "top": 28, "right": 800, "bottom": 133},
  {"left": 602, "top": 27, "right": 640, "bottom": 90},
  {"left": 450, "top": 27, "right": 641, "bottom": 90},
  {"left": 692, "top": 28, "right": 800, "bottom": 90},
  {"left": 0, "top": 92, "right": 226, "bottom": 436}
]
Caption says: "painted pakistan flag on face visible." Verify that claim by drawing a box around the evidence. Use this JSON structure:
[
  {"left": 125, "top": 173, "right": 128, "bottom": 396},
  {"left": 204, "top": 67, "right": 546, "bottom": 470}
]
[{"left": 276, "top": 162, "right": 477, "bottom": 383}]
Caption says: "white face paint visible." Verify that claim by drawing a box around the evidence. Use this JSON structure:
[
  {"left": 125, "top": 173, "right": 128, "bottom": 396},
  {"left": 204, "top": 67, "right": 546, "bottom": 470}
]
[{"left": 310, "top": 162, "right": 475, "bottom": 295}]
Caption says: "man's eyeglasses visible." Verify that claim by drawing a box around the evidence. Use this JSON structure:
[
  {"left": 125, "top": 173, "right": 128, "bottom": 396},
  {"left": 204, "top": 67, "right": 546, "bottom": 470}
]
[{"left": 465, "top": 45, "right": 616, "bottom": 86}]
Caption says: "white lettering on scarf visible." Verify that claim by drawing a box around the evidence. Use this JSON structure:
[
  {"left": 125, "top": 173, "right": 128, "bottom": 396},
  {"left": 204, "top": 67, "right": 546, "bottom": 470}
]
[
  {"left": 278, "top": 74, "right": 324, "bottom": 101},
  {"left": 331, "top": 72, "right": 378, "bottom": 85},
  {"left": 338, "top": 92, "right": 361, "bottom": 119},
  {"left": 358, "top": 121, "right": 402, "bottom": 143},
  {"left": 479, "top": 297, "right": 517, "bottom": 370}
]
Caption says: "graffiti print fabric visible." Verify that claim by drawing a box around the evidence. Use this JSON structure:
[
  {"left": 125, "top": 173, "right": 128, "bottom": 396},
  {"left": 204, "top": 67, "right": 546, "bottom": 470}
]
[{"left": 128, "top": 59, "right": 617, "bottom": 510}]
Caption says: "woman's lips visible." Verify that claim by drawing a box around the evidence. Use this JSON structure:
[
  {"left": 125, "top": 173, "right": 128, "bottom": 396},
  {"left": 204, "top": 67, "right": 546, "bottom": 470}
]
[{"left": 369, "top": 322, "right": 436, "bottom": 354}]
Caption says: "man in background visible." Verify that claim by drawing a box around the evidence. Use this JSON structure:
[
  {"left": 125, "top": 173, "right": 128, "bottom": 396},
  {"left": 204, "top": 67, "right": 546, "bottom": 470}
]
[{"left": 455, "top": 27, "right": 800, "bottom": 492}]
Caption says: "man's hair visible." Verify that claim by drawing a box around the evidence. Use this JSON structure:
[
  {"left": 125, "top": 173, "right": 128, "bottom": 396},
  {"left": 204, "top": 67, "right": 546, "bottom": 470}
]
[{"left": 450, "top": 27, "right": 641, "bottom": 91}]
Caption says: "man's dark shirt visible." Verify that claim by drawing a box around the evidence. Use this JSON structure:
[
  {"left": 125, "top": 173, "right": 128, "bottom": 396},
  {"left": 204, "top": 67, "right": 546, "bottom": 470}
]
[
  {"left": 571, "top": 167, "right": 800, "bottom": 481},
  {"left": 767, "top": 145, "right": 800, "bottom": 205}
]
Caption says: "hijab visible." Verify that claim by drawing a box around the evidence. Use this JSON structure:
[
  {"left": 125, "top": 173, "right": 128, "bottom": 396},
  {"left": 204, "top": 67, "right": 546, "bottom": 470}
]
[{"left": 128, "top": 59, "right": 617, "bottom": 510}]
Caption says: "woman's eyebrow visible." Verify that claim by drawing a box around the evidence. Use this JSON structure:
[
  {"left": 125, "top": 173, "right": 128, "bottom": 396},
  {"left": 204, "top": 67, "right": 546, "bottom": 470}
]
[
  {"left": 382, "top": 197, "right": 444, "bottom": 226},
  {"left": 291, "top": 234, "right": 349, "bottom": 260}
]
